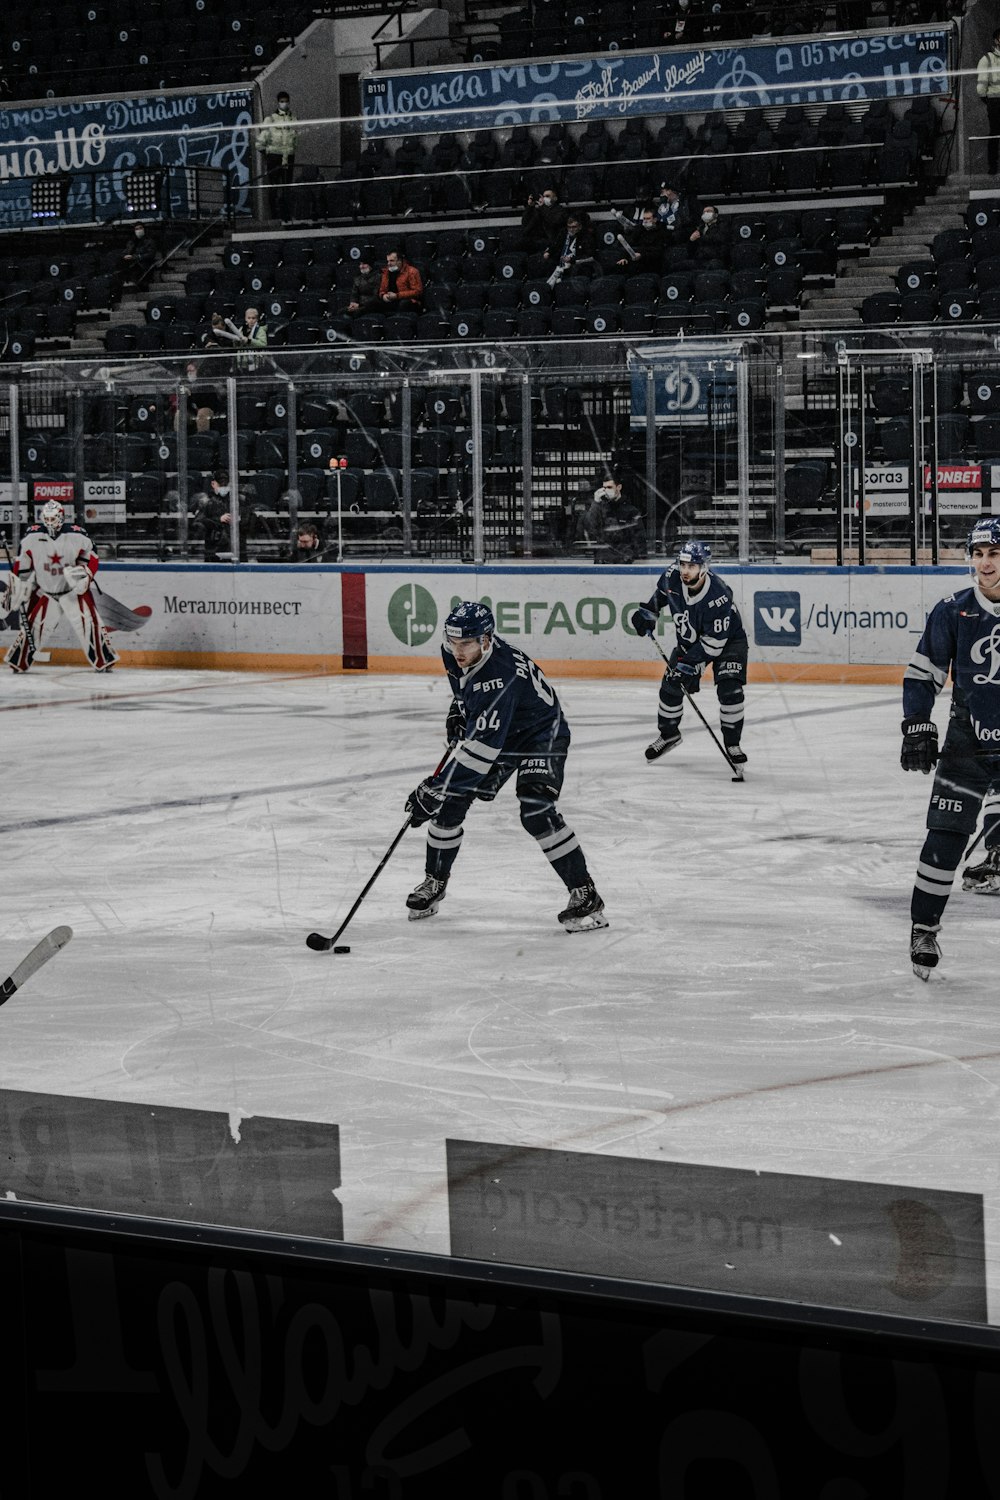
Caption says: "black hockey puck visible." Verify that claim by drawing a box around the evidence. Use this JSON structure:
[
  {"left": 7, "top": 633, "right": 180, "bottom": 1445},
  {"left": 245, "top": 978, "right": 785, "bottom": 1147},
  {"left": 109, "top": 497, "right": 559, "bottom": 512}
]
[{"left": 333, "top": 945, "right": 351, "bottom": 954}]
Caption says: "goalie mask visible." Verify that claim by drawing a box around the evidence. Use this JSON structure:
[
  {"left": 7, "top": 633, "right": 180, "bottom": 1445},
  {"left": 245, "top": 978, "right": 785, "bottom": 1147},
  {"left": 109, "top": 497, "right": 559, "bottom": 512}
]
[{"left": 40, "top": 500, "right": 64, "bottom": 537}]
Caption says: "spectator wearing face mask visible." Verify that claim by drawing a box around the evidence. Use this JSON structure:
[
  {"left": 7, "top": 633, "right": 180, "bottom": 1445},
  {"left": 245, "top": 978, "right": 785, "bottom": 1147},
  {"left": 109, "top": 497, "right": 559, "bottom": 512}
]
[
  {"left": 119, "top": 222, "right": 157, "bottom": 285},
  {"left": 616, "top": 206, "right": 666, "bottom": 276},
  {"left": 583, "top": 475, "right": 646, "bottom": 563},
  {"left": 258, "top": 91, "right": 299, "bottom": 219},
  {"left": 377, "top": 249, "right": 424, "bottom": 312},
  {"left": 689, "top": 204, "right": 726, "bottom": 251},
  {"left": 346, "top": 252, "right": 382, "bottom": 316},
  {"left": 655, "top": 184, "right": 692, "bottom": 234},
  {"left": 545, "top": 211, "right": 597, "bottom": 276},
  {"left": 520, "top": 186, "right": 569, "bottom": 256}
]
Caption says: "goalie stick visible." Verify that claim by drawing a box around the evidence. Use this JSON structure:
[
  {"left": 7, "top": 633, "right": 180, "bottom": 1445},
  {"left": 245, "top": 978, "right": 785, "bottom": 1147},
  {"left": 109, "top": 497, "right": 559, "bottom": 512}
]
[
  {"left": 1, "top": 925, "right": 73, "bottom": 1003},
  {"left": 648, "top": 635, "right": 745, "bottom": 783},
  {"left": 307, "top": 749, "right": 452, "bottom": 953}
]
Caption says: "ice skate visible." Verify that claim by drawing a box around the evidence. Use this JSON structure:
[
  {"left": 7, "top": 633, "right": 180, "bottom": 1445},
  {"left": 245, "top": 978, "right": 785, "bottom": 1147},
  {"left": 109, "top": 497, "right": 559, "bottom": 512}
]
[
  {"left": 910, "top": 923, "right": 942, "bottom": 981},
  {"left": 645, "top": 730, "right": 682, "bottom": 761},
  {"left": 406, "top": 873, "right": 448, "bottom": 920},
  {"left": 727, "top": 744, "right": 748, "bottom": 765},
  {"left": 962, "top": 846, "right": 1000, "bottom": 894},
  {"left": 558, "top": 882, "right": 608, "bottom": 933}
]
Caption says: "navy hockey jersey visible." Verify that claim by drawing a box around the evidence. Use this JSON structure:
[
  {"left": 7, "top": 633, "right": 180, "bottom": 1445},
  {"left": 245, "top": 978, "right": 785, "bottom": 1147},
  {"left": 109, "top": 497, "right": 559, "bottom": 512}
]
[
  {"left": 435, "top": 635, "right": 568, "bottom": 796},
  {"left": 903, "top": 584, "right": 1000, "bottom": 749},
  {"left": 643, "top": 566, "right": 747, "bottom": 667}
]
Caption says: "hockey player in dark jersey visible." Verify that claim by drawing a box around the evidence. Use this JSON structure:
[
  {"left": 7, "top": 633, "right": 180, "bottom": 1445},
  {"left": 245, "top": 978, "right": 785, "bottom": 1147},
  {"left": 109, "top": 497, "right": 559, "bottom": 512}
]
[
  {"left": 902, "top": 518, "right": 1000, "bottom": 978},
  {"left": 631, "top": 539, "right": 749, "bottom": 764},
  {"left": 403, "top": 601, "right": 607, "bottom": 933}
]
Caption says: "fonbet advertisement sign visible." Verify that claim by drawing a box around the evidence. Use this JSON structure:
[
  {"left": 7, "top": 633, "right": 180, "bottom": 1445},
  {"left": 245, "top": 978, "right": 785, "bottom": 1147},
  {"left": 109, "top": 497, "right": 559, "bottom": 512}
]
[{"left": 366, "top": 568, "right": 954, "bottom": 666}]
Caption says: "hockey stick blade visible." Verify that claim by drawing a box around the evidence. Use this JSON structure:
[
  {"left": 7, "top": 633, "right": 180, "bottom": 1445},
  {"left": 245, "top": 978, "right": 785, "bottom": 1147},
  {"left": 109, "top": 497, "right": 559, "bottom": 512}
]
[
  {"left": 306, "top": 931, "right": 335, "bottom": 952},
  {"left": 0, "top": 925, "right": 73, "bottom": 1003}
]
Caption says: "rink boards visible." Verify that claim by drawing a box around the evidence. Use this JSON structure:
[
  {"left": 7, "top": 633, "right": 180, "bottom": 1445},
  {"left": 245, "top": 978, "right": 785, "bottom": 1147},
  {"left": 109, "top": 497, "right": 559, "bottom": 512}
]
[{"left": 1, "top": 562, "right": 970, "bottom": 679}]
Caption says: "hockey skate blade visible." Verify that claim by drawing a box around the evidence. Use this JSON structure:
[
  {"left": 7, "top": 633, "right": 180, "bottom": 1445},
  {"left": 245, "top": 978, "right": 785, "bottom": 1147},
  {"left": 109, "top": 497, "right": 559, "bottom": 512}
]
[
  {"left": 407, "top": 903, "right": 442, "bottom": 921},
  {"left": 962, "top": 878, "right": 1000, "bottom": 895},
  {"left": 912, "top": 962, "right": 935, "bottom": 982},
  {"left": 561, "top": 912, "right": 610, "bottom": 934}
]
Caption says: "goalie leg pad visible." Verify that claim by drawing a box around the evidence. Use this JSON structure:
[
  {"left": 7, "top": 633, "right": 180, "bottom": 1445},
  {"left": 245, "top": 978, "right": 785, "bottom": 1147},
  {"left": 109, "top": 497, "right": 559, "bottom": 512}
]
[
  {"left": 58, "top": 592, "right": 120, "bottom": 671},
  {"left": 4, "top": 592, "right": 49, "bottom": 672}
]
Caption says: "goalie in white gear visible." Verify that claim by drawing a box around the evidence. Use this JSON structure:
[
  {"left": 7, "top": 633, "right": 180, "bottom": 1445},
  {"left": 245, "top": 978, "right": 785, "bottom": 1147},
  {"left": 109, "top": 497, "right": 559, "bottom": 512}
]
[{"left": 4, "top": 501, "right": 119, "bottom": 673}]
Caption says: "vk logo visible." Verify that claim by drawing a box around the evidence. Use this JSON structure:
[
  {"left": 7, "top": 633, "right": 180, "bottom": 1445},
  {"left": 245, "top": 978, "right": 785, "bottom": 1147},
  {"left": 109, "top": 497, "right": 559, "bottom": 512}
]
[{"left": 754, "top": 591, "right": 801, "bottom": 646}]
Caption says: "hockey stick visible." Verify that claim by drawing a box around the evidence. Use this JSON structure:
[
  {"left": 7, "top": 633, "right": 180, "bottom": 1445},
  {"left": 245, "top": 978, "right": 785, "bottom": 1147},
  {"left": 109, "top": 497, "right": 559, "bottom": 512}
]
[
  {"left": 307, "top": 748, "right": 453, "bottom": 953},
  {"left": 1, "top": 925, "right": 73, "bottom": 1003},
  {"left": 1, "top": 533, "right": 36, "bottom": 659},
  {"left": 648, "top": 635, "right": 745, "bottom": 783}
]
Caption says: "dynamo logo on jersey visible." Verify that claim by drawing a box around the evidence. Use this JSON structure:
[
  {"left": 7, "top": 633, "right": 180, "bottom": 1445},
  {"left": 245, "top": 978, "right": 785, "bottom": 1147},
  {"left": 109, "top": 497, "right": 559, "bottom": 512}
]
[{"left": 754, "top": 591, "right": 801, "bottom": 646}]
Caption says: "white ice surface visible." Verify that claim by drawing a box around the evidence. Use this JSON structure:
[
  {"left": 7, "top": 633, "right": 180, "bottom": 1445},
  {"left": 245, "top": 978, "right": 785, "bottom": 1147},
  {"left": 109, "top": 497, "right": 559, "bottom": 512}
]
[{"left": 2, "top": 666, "right": 999, "bottom": 1309}]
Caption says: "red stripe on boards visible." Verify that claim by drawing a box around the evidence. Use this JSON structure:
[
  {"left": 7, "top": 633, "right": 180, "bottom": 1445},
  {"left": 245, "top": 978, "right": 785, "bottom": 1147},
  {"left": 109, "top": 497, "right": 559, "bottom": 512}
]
[{"left": 341, "top": 571, "right": 368, "bottom": 670}]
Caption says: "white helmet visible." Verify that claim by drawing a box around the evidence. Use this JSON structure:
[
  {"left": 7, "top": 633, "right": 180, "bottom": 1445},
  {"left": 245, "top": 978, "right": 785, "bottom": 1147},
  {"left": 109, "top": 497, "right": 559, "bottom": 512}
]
[{"left": 40, "top": 500, "right": 64, "bottom": 537}]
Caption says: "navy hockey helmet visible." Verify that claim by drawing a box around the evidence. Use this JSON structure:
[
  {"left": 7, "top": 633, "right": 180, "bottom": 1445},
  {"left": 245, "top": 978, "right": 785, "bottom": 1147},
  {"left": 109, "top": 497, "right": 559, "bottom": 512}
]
[
  {"left": 967, "top": 518, "right": 1000, "bottom": 554},
  {"left": 444, "top": 600, "right": 495, "bottom": 642},
  {"left": 40, "top": 500, "right": 64, "bottom": 537},
  {"left": 677, "top": 539, "right": 711, "bottom": 570}
]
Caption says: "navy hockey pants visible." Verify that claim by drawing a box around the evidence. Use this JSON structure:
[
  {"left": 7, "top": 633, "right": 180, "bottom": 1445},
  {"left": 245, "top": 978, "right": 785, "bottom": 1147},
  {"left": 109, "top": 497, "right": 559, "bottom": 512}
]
[
  {"left": 912, "top": 708, "right": 1000, "bottom": 926},
  {"left": 425, "top": 730, "right": 589, "bottom": 891},
  {"left": 658, "top": 642, "right": 748, "bottom": 749}
]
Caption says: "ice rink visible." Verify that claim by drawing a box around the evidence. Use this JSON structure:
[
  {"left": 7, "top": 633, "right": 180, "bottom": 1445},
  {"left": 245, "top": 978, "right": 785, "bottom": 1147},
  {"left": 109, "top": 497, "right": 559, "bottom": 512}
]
[{"left": 3, "top": 663, "right": 999, "bottom": 1311}]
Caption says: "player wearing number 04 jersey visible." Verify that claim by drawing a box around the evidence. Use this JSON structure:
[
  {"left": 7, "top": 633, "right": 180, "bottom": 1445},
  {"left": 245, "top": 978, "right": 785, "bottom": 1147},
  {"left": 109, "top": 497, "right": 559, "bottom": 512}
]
[{"left": 404, "top": 601, "right": 607, "bottom": 932}]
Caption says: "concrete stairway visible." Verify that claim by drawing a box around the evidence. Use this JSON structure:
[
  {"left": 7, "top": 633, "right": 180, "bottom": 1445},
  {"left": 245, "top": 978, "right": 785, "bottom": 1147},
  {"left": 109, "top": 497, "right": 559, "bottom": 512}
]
[
  {"left": 68, "top": 231, "right": 228, "bottom": 357},
  {"left": 798, "top": 182, "right": 972, "bottom": 331}
]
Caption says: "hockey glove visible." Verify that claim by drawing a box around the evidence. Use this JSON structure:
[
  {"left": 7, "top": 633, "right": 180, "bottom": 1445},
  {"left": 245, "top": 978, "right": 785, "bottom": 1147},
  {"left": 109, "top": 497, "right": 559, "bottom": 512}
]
[
  {"left": 900, "top": 719, "right": 939, "bottom": 774},
  {"left": 631, "top": 607, "right": 657, "bottom": 637},
  {"left": 63, "top": 564, "right": 91, "bottom": 596},
  {"left": 405, "top": 778, "right": 446, "bottom": 828},
  {"left": 674, "top": 658, "right": 700, "bottom": 678},
  {"left": 445, "top": 696, "right": 466, "bottom": 747}
]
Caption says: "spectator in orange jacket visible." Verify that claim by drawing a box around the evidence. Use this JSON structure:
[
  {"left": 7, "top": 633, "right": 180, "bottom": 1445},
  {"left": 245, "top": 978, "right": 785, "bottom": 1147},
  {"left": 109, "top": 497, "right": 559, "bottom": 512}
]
[{"left": 377, "top": 248, "right": 423, "bottom": 311}]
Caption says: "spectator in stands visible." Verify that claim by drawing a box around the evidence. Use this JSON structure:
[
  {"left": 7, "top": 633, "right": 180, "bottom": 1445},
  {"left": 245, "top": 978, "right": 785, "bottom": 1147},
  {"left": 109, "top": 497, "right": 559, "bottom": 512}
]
[
  {"left": 582, "top": 474, "right": 646, "bottom": 563},
  {"left": 278, "top": 521, "right": 327, "bottom": 563},
  {"left": 520, "top": 186, "right": 569, "bottom": 255},
  {"left": 545, "top": 211, "right": 597, "bottom": 277},
  {"left": 194, "top": 472, "right": 233, "bottom": 561},
  {"left": 119, "top": 223, "right": 157, "bottom": 285},
  {"left": 258, "top": 90, "right": 299, "bottom": 219},
  {"left": 202, "top": 312, "right": 227, "bottom": 350},
  {"left": 978, "top": 28, "right": 1000, "bottom": 176},
  {"left": 173, "top": 361, "right": 219, "bottom": 434},
  {"left": 346, "top": 253, "right": 382, "bottom": 316},
  {"left": 689, "top": 204, "right": 726, "bottom": 250},
  {"left": 376, "top": 249, "right": 423, "bottom": 312},
  {"left": 616, "top": 206, "right": 665, "bottom": 276},
  {"left": 655, "top": 183, "right": 693, "bottom": 235}
]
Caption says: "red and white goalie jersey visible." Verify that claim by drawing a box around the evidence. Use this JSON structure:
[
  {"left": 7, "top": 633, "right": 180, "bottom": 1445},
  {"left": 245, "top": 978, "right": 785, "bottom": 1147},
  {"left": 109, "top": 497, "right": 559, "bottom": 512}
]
[{"left": 4, "top": 501, "right": 118, "bottom": 673}]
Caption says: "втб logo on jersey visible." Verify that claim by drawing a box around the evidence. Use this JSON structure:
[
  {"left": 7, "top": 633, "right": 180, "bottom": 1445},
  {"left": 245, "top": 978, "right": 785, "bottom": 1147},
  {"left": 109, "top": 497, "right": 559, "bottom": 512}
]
[
  {"left": 971, "top": 623, "right": 1000, "bottom": 685},
  {"left": 387, "top": 583, "right": 437, "bottom": 647}
]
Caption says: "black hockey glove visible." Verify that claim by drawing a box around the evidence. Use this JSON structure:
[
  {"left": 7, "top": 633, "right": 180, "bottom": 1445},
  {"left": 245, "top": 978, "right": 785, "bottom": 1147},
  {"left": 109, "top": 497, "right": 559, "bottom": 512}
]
[
  {"left": 900, "top": 719, "right": 939, "bottom": 774},
  {"left": 405, "top": 778, "right": 446, "bottom": 827},
  {"left": 445, "top": 696, "right": 466, "bottom": 746},
  {"left": 631, "top": 607, "right": 657, "bottom": 637},
  {"left": 670, "top": 654, "right": 702, "bottom": 693}
]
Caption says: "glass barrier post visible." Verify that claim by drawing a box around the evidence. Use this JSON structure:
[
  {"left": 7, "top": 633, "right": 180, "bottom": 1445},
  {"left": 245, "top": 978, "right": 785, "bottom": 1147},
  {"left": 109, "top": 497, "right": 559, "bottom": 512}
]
[
  {"left": 286, "top": 381, "right": 299, "bottom": 537},
  {"left": 645, "top": 367, "right": 656, "bottom": 554},
  {"left": 8, "top": 382, "right": 21, "bottom": 549},
  {"left": 774, "top": 356, "right": 786, "bottom": 557},
  {"left": 521, "top": 374, "right": 533, "bottom": 559},
  {"left": 737, "top": 356, "right": 750, "bottom": 564},
  {"left": 470, "top": 367, "right": 484, "bottom": 565},
  {"left": 401, "top": 379, "right": 413, "bottom": 557},
  {"left": 176, "top": 377, "right": 189, "bottom": 556},
  {"left": 226, "top": 375, "right": 241, "bottom": 563}
]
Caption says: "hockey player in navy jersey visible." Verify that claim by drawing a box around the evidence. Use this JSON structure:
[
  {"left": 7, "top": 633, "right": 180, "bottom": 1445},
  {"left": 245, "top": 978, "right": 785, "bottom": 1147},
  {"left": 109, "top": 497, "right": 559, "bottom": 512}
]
[
  {"left": 403, "top": 601, "right": 607, "bottom": 933},
  {"left": 3, "top": 500, "right": 118, "bottom": 673},
  {"left": 902, "top": 518, "right": 1000, "bottom": 978},
  {"left": 631, "top": 539, "right": 748, "bottom": 764}
]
